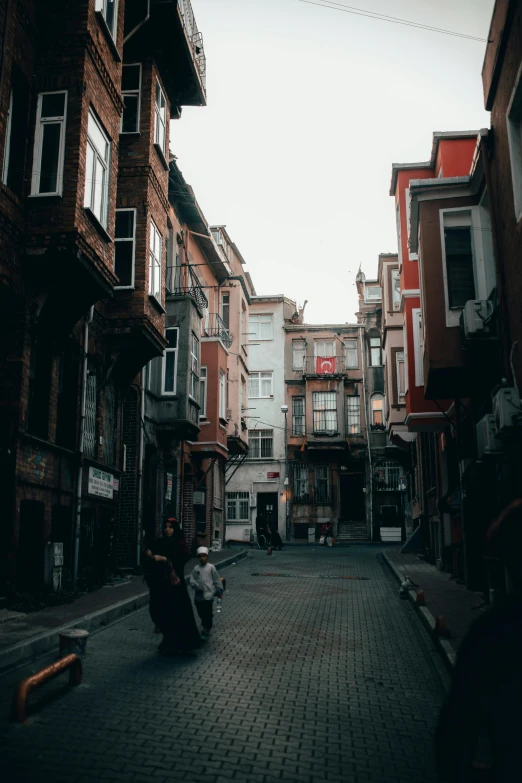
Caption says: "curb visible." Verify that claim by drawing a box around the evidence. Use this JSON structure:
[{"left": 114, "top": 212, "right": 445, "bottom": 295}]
[
  {"left": 382, "top": 551, "right": 457, "bottom": 673},
  {"left": 0, "top": 549, "right": 247, "bottom": 674}
]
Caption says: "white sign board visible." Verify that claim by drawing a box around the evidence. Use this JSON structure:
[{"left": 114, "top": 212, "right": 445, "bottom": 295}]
[{"left": 88, "top": 466, "right": 114, "bottom": 499}]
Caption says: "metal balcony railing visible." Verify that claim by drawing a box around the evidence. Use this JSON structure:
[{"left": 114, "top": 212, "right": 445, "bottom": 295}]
[
  {"left": 302, "top": 355, "right": 349, "bottom": 375},
  {"left": 204, "top": 313, "right": 233, "bottom": 349},
  {"left": 178, "top": 0, "right": 207, "bottom": 94},
  {"left": 166, "top": 264, "right": 208, "bottom": 311}
]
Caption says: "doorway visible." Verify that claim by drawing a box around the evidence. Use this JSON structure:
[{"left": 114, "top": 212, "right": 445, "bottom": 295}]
[
  {"left": 257, "top": 493, "right": 279, "bottom": 534},
  {"left": 18, "top": 500, "right": 45, "bottom": 592},
  {"left": 340, "top": 473, "right": 365, "bottom": 520}
]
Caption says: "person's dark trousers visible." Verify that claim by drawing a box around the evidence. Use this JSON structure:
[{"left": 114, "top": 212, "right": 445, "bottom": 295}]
[{"left": 196, "top": 600, "right": 214, "bottom": 631}]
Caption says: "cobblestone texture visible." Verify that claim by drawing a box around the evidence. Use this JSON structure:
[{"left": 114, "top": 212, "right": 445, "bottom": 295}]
[{"left": 0, "top": 547, "right": 448, "bottom": 782}]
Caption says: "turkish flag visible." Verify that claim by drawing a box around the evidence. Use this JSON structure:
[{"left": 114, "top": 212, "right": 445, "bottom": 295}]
[{"left": 316, "top": 356, "right": 336, "bottom": 374}]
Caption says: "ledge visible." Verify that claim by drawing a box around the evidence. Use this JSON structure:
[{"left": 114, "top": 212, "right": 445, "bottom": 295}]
[
  {"left": 154, "top": 143, "right": 169, "bottom": 171},
  {"left": 84, "top": 207, "right": 112, "bottom": 243},
  {"left": 148, "top": 294, "right": 166, "bottom": 314}
]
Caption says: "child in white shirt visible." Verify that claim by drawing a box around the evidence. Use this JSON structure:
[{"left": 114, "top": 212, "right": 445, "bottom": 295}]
[{"left": 189, "top": 547, "right": 223, "bottom": 640}]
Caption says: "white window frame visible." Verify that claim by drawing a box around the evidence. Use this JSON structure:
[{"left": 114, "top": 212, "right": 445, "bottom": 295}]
[
  {"left": 396, "top": 351, "right": 405, "bottom": 402},
  {"left": 161, "top": 327, "right": 178, "bottom": 396},
  {"left": 346, "top": 396, "right": 361, "bottom": 435},
  {"left": 149, "top": 218, "right": 162, "bottom": 301},
  {"left": 120, "top": 63, "right": 141, "bottom": 134},
  {"left": 114, "top": 208, "right": 136, "bottom": 288},
  {"left": 250, "top": 314, "right": 273, "bottom": 341},
  {"left": 314, "top": 340, "right": 335, "bottom": 358},
  {"left": 189, "top": 333, "right": 199, "bottom": 402},
  {"left": 248, "top": 371, "right": 273, "bottom": 399},
  {"left": 412, "top": 308, "right": 424, "bottom": 388},
  {"left": 439, "top": 209, "right": 479, "bottom": 327},
  {"left": 248, "top": 429, "right": 274, "bottom": 459},
  {"left": 369, "top": 336, "right": 382, "bottom": 367},
  {"left": 2, "top": 89, "right": 13, "bottom": 185},
  {"left": 154, "top": 79, "right": 167, "bottom": 155},
  {"left": 226, "top": 491, "right": 250, "bottom": 522},
  {"left": 292, "top": 396, "right": 305, "bottom": 436},
  {"left": 390, "top": 268, "right": 401, "bottom": 312},
  {"left": 507, "top": 61, "right": 522, "bottom": 223},
  {"left": 404, "top": 188, "right": 418, "bottom": 260},
  {"left": 395, "top": 201, "right": 402, "bottom": 266},
  {"left": 95, "top": 0, "right": 119, "bottom": 42},
  {"left": 31, "top": 90, "right": 67, "bottom": 197},
  {"left": 344, "top": 339, "right": 358, "bottom": 368},
  {"left": 365, "top": 285, "right": 382, "bottom": 302},
  {"left": 219, "top": 370, "right": 226, "bottom": 419},
  {"left": 292, "top": 340, "right": 306, "bottom": 370},
  {"left": 84, "top": 109, "right": 110, "bottom": 227},
  {"left": 200, "top": 366, "right": 207, "bottom": 418}
]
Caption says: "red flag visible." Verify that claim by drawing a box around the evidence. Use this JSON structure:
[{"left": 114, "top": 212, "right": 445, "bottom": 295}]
[{"left": 316, "top": 356, "right": 336, "bottom": 374}]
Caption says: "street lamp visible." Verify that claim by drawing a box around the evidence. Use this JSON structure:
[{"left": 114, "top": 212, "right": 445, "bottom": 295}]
[{"left": 281, "top": 404, "right": 289, "bottom": 541}]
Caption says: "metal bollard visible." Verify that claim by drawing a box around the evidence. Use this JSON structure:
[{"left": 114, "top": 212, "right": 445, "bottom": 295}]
[{"left": 59, "top": 629, "right": 89, "bottom": 659}]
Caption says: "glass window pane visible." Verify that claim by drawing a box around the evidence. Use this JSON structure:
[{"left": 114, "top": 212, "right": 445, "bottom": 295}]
[
  {"left": 88, "top": 113, "right": 109, "bottom": 159},
  {"left": 164, "top": 352, "right": 175, "bottom": 392},
  {"left": 84, "top": 143, "right": 94, "bottom": 206},
  {"left": 122, "top": 64, "right": 140, "bottom": 91},
  {"left": 122, "top": 95, "right": 138, "bottom": 133},
  {"left": 115, "top": 210, "right": 134, "bottom": 238},
  {"left": 114, "top": 242, "right": 133, "bottom": 286},
  {"left": 39, "top": 123, "right": 61, "bottom": 193},
  {"left": 445, "top": 227, "right": 475, "bottom": 308},
  {"left": 92, "top": 157, "right": 104, "bottom": 220},
  {"left": 41, "top": 93, "right": 65, "bottom": 118},
  {"left": 166, "top": 329, "right": 177, "bottom": 349}
]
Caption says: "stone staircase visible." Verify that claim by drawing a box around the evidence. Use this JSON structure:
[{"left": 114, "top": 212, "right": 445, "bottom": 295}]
[{"left": 337, "top": 521, "right": 369, "bottom": 542}]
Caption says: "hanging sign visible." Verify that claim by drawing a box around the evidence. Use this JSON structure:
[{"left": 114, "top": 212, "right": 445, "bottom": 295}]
[{"left": 88, "top": 467, "right": 114, "bottom": 499}]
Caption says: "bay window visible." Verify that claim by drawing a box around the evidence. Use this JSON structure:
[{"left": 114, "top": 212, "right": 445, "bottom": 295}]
[
  {"left": 162, "top": 327, "right": 178, "bottom": 395},
  {"left": 154, "top": 80, "right": 167, "bottom": 154},
  {"left": 121, "top": 64, "right": 141, "bottom": 133},
  {"left": 312, "top": 391, "right": 337, "bottom": 434},
  {"left": 114, "top": 208, "right": 136, "bottom": 287},
  {"left": 190, "top": 334, "right": 199, "bottom": 401},
  {"left": 84, "top": 110, "right": 110, "bottom": 227},
  {"left": 149, "top": 219, "right": 162, "bottom": 300},
  {"left": 31, "top": 91, "right": 67, "bottom": 196}
]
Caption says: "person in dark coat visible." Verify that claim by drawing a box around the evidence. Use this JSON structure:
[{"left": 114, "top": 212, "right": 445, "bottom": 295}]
[
  {"left": 144, "top": 518, "right": 200, "bottom": 654},
  {"left": 434, "top": 499, "right": 522, "bottom": 782}
]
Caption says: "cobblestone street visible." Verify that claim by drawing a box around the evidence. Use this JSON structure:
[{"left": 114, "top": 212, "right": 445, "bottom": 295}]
[{"left": 0, "top": 547, "right": 448, "bottom": 783}]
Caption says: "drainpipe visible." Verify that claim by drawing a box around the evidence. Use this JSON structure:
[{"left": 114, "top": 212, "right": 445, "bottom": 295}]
[
  {"left": 73, "top": 306, "right": 93, "bottom": 584},
  {"left": 123, "top": 0, "right": 150, "bottom": 44},
  {"left": 359, "top": 325, "right": 373, "bottom": 540},
  {"left": 136, "top": 369, "right": 146, "bottom": 566}
]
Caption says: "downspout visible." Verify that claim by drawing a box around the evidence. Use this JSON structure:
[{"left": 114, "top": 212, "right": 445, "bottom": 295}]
[
  {"left": 123, "top": 0, "right": 150, "bottom": 44},
  {"left": 136, "top": 369, "right": 146, "bottom": 566},
  {"left": 359, "top": 325, "right": 373, "bottom": 540},
  {"left": 73, "top": 306, "right": 93, "bottom": 584}
]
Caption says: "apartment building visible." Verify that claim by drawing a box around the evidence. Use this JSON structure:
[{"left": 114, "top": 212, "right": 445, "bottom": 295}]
[
  {"left": 0, "top": 0, "right": 206, "bottom": 596},
  {"left": 225, "top": 295, "right": 296, "bottom": 544}
]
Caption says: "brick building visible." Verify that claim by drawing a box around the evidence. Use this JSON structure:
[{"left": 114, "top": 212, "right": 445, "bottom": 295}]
[{"left": 0, "top": 0, "right": 206, "bottom": 597}]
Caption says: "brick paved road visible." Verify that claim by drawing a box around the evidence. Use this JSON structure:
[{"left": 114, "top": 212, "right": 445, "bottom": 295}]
[{"left": 0, "top": 547, "right": 448, "bottom": 783}]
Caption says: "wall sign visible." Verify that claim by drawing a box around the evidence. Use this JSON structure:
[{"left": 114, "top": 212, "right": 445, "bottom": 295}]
[
  {"left": 166, "top": 473, "right": 173, "bottom": 501},
  {"left": 267, "top": 472, "right": 280, "bottom": 479},
  {"left": 88, "top": 467, "right": 114, "bottom": 499}
]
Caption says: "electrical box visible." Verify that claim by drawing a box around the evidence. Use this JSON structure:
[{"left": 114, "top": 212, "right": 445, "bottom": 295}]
[
  {"left": 492, "top": 387, "right": 522, "bottom": 437},
  {"left": 249, "top": 493, "right": 257, "bottom": 508},
  {"left": 461, "top": 299, "right": 494, "bottom": 341},
  {"left": 476, "top": 414, "right": 503, "bottom": 458}
]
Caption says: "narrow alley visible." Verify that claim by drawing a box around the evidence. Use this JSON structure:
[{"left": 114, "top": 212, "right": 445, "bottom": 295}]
[{"left": 0, "top": 548, "right": 448, "bottom": 783}]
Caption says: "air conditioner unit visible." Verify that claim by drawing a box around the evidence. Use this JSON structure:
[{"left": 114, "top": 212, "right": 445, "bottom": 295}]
[
  {"left": 461, "top": 300, "right": 494, "bottom": 341},
  {"left": 492, "top": 387, "right": 522, "bottom": 437},
  {"left": 249, "top": 493, "right": 257, "bottom": 508},
  {"left": 476, "top": 414, "right": 503, "bottom": 459}
]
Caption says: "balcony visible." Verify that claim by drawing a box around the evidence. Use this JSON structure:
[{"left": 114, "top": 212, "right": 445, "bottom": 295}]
[
  {"left": 166, "top": 264, "right": 208, "bottom": 312},
  {"left": 178, "top": 0, "right": 207, "bottom": 96},
  {"left": 203, "top": 313, "right": 232, "bottom": 349},
  {"left": 302, "top": 355, "right": 352, "bottom": 376}
]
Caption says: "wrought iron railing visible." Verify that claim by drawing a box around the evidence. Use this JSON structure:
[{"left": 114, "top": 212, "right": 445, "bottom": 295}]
[
  {"left": 204, "top": 313, "right": 232, "bottom": 349},
  {"left": 178, "top": 0, "right": 207, "bottom": 94},
  {"left": 167, "top": 264, "right": 208, "bottom": 311}
]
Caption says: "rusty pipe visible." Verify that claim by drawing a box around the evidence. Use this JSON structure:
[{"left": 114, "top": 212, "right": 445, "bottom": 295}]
[{"left": 12, "top": 654, "right": 82, "bottom": 723}]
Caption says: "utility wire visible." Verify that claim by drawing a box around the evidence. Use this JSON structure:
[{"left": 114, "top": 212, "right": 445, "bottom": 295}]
[{"left": 298, "top": 0, "right": 488, "bottom": 43}]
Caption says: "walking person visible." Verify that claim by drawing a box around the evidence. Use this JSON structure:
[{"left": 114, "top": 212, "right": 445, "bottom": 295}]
[
  {"left": 434, "top": 499, "right": 522, "bottom": 782},
  {"left": 144, "top": 518, "right": 201, "bottom": 655},
  {"left": 189, "top": 546, "right": 224, "bottom": 641}
]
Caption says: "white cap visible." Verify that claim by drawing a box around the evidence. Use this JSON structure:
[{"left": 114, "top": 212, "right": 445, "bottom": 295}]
[{"left": 197, "top": 547, "right": 209, "bottom": 556}]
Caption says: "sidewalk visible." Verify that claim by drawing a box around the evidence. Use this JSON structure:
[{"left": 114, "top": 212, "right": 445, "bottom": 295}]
[
  {"left": 383, "top": 549, "right": 487, "bottom": 672},
  {"left": 0, "top": 547, "right": 248, "bottom": 673}
]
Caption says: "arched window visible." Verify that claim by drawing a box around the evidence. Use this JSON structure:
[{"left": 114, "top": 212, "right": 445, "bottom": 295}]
[{"left": 370, "top": 394, "right": 384, "bottom": 427}]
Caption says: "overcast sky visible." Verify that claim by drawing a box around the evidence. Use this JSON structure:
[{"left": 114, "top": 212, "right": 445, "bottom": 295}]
[{"left": 172, "top": 0, "right": 495, "bottom": 324}]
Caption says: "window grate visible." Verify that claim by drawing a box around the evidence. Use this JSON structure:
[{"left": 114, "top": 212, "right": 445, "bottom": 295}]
[{"left": 84, "top": 374, "right": 97, "bottom": 459}]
